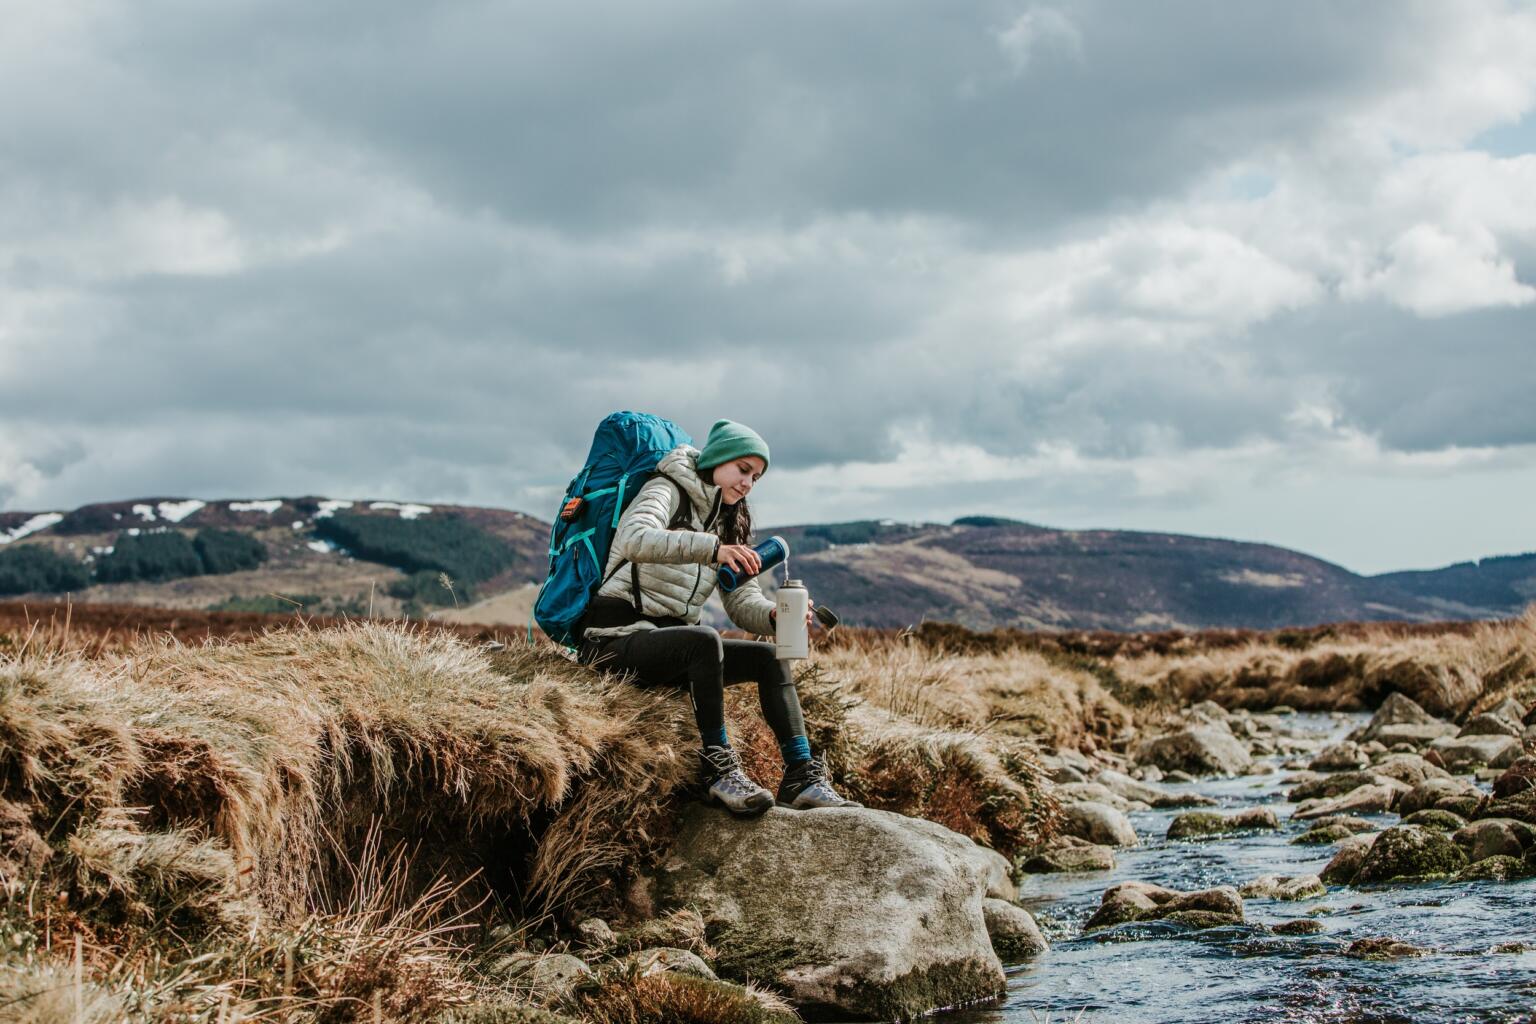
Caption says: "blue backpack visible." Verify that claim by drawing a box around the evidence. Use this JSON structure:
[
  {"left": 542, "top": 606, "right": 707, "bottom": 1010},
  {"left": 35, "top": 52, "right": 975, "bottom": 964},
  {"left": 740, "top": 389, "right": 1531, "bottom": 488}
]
[{"left": 533, "top": 411, "right": 694, "bottom": 647}]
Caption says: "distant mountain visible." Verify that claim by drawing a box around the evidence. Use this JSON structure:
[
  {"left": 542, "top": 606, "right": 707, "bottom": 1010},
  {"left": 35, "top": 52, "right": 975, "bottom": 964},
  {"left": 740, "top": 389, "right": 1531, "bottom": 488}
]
[{"left": 1, "top": 499, "right": 1529, "bottom": 631}]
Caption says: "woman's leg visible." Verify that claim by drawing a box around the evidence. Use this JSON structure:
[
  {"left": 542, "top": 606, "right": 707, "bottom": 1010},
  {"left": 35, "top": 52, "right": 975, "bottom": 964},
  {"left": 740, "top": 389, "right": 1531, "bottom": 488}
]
[
  {"left": 590, "top": 625, "right": 731, "bottom": 747},
  {"left": 719, "top": 638, "right": 810, "bottom": 765}
]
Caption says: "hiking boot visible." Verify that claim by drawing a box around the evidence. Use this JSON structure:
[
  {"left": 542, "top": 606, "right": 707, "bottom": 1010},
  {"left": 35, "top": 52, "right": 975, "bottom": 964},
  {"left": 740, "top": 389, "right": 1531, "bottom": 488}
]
[
  {"left": 699, "top": 745, "right": 774, "bottom": 817},
  {"left": 777, "top": 756, "right": 861, "bottom": 809}
]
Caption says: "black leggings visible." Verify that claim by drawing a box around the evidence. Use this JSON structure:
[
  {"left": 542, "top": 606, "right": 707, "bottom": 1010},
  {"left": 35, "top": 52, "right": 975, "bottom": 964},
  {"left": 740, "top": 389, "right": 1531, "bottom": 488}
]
[{"left": 580, "top": 625, "right": 807, "bottom": 748}]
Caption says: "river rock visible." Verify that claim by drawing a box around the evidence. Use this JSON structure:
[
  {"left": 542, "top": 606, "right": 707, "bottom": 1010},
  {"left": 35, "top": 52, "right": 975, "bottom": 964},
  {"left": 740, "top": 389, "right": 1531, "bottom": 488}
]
[
  {"left": 1319, "top": 833, "right": 1379, "bottom": 884},
  {"left": 655, "top": 805, "right": 1005, "bottom": 1021},
  {"left": 1135, "top": 727, "right": 1252, "bottom": 776},
  {"left": 1358, "top": 693, "right": 1453, "bottom": 745},
  {"left": 1293, "top": 783, "right": 1402, "bottom": 820},
  {"left": 1368, "top": 753, "right": 1449, "bottom": 788},
  {"left": 1459, "top": 712, "right": 1522, "bottom": 738},
  {"left": 1353, "top": 825, "right": 1467, "bottom": 884},
  {"left": 1288, "top": 770, "right": 1403, "bottom": 803},
  {"left": 1456, "top": 855, "right": 1529, "bottom": 881},
  {"left": 1398, "top": 777, "right": 1482, "bottom": 816},
  {"left": 1085, "top": 883, "right": 1242, "bottom": 930},
  {"left": 1020, "top": 839, "right": 1117, "bottom": 874},
  {"left": 1491, "top": 756, "right": 1536, "bottom": 799},
  {"left": 1060, "top": 801, "right": 1139, "bottom": 847},
  {"left": 1292, "top": 815, "right": 1377, "bottom": 845},
  {"left": 1167, "top": 807, "right": 1280, "bottom": 840},
  {"left": 1453, "top": 818, "right": 1536, "bottom": 862},
  {"left": 1055, "top": 782, "right": 1138, "bottom": 811},
  {"left": 1273, "top": 919, "right": 1326, "bottom": 936},
  {"left": 1346, "top": 937, "right": 1427, "bottom": 960},
  {"left": 1239, "top": 874, "right": 1325, "bottom": 900},
  {"left": 981, "top": 899, "right": 1048, "bottom": 961},
  {"left": 1096, "top": 769, "right": 1216, "bottom": 808},
  {"left": 1310, "top": 743, "right": 1370, "bottom": 771},
  {"left": 1475, "top": 788, "right": 1536, "bottom": 827},
  {"left": 1400, "top": 809, "right": 1467, "bottom": 832},
  {"left": 1429, "top": 734, "right": 1522, "bottom": 773}
]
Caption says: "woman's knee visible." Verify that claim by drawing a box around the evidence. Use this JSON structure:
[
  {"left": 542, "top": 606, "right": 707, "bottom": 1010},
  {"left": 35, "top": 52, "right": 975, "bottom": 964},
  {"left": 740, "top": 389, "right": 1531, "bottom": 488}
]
[{"left": 676, "top": 625, "right": 724, "bottom": 669}]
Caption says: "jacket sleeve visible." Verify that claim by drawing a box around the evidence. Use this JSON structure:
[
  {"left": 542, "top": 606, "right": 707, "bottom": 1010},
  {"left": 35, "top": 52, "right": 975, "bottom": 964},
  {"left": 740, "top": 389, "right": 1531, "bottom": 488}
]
[
  {"left": 723, "top": 577, "right": 777, "bottom": 636},
  {"left": 613, "top": 477, "right": 720, "bottom": 565}
]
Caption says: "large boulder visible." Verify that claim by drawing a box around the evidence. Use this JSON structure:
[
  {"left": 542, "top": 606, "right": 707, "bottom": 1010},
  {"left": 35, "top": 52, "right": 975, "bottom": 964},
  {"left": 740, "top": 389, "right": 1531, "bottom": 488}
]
[
  {"left": 1475, "top": 789, "right": 1536, "bottom": 827},
  {"left": 655, "top": 805, "right": 1007, "bottom": 1021},
  {"left": 1428, "top": 734, "right": 1522, "bottom": 773},
  {"left": 1358, "top": 693, "right": 1455, "bottom": 746},
  {"left": 1310, "top": 743, "right": 1370, "bottom": 771},
  {"left": 1368, "top": 753, "right": 1449, "bottom": 788},
  {"left": 1136, "top": 727, "right": 1252, "bottom": 776},
  {"left": 1353, "top": 826, "right": 1468, "bottom": 884},
  {"left": 1060, "top": 801, "right": 1139, "bottom": 847}
]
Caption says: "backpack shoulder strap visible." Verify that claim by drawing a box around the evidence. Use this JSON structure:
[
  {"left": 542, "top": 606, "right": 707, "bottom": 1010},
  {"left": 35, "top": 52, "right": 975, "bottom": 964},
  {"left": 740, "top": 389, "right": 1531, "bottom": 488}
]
[{"left": 597, "top": 475, "right": 702, "bottom": 611}]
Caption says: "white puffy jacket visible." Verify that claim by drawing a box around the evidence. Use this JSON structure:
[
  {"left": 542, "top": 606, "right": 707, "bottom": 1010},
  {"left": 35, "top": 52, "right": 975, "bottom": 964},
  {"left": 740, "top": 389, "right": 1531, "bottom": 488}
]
[{"left": 583, "top": 444, "right": 777, "bottom": 641}]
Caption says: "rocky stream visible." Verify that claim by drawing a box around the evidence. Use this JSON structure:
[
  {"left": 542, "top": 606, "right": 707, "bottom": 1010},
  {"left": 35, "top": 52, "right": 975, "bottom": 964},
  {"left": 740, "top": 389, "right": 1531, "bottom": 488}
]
[{"left": 948, "top": 700, "right": 1536, "bottom": 1024}]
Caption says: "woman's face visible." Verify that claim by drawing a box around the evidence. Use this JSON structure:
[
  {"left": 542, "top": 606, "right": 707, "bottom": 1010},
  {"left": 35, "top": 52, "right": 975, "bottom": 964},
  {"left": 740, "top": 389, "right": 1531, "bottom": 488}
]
[{"left": 711, "top": 455, "right": 766, "bottom": 506}]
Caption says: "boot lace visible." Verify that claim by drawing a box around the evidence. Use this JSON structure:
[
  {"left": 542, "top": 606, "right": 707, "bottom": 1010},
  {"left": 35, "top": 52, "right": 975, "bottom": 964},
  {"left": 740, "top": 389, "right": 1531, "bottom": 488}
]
[{"left": 703, "top": 746, "right": 761, "bottom": 797}]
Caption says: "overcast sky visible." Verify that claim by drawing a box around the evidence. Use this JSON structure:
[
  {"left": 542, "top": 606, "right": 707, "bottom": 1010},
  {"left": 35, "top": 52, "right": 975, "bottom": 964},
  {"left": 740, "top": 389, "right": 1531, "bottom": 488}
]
[{"left": 2, "top": 1, "right": 1534, "bottom": 574}]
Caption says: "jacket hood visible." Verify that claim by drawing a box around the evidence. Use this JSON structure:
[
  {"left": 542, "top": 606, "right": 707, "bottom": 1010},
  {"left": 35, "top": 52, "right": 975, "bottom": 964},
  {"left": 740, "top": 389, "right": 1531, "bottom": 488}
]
[{"left": 657, "top": 444, "right": 720, "bottom": 524}]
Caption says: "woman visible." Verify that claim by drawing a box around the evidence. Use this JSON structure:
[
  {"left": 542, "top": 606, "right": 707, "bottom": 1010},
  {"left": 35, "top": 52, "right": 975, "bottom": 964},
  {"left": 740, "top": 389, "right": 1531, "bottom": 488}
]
[{"left": 576, "top": 419, "right": 857, "bottom": 816}]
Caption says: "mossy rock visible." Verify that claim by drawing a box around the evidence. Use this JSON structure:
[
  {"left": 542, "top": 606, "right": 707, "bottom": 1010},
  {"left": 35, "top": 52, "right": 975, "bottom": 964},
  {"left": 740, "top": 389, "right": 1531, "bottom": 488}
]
[
  {"left": 1353, "top": 826, "right": 1467, "bottom": 884},
  {"left": 1159, "top": 910, "right": 1244, "bottom": 929},
  {"left": 1437, "top": 795, "right": 1482, "bottom": 819},
  {"left": 1400, "top": 809, "right": 1466, "bottom": 832},
  {"left": 1345, "top": 937, "right": 1426, "bottom": 960},
  {"left": 1292, "top": 824, "right": 1355, "bottom": 846},
  {"left": 1455, "top": 855, "right": 1528, "bottom": 882},
  {"left": 1272, "top": 919, "right": 1325, "bottom": 936},
  {"left": 1167, "top": 812, "right": 1231, "bottom": 839}
]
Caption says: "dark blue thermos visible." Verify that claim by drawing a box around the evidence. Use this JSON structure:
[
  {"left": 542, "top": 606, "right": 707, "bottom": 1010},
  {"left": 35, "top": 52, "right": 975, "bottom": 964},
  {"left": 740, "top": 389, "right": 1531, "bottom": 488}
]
[{"left": 717, "top": 535, "right": 789, "bottom": 592}]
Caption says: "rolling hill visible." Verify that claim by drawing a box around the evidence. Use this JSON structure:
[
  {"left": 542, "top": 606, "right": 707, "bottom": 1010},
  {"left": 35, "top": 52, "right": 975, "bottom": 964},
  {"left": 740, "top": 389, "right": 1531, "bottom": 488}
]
[{"left": 1, "top": 498, "right": 1530, "bottom": 632}]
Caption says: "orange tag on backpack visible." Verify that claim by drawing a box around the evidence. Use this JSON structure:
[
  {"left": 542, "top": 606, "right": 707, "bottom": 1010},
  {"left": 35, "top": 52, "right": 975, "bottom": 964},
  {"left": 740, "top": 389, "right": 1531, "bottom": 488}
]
[{"left": 560, "top": 497, "right": 585, "bottom": 522}]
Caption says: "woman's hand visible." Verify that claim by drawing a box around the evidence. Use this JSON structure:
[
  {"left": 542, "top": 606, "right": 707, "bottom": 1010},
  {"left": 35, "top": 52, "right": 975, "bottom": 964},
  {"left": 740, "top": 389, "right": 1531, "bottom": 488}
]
[
  {"left": 768, "top": 599, "right": 816, "bottom": 629},
  {"left": 718, "top": 544, "right": 763, "bottom": 577}
]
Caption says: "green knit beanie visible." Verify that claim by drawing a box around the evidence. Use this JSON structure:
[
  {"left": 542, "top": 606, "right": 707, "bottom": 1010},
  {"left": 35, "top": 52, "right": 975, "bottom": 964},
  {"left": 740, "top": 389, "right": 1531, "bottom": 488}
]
[{"left": 695, "top": 419, "right": 771, "bottom": 474}]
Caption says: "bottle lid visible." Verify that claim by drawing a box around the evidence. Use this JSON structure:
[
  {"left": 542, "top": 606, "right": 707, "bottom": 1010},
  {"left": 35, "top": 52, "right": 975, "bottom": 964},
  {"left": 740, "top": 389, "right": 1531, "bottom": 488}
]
[{"left": 783, "top": 578, "right": 804, "bottom": 588}]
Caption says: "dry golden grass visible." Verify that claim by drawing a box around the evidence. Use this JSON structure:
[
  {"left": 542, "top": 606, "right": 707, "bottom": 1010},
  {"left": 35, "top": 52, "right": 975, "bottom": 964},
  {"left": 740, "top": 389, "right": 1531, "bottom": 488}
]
[
  {"left": 0, "top": 617, "right": 1067, "bottom": 1021},
  {"left": 1113, "top": 605, "right": 1536, "bottom": 718}
]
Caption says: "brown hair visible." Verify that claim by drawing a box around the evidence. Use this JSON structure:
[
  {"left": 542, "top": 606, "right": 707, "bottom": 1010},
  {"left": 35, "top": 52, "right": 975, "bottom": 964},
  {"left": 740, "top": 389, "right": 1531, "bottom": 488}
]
[{"left": 716, "top": 499, "right": 753, "bottom": 547}]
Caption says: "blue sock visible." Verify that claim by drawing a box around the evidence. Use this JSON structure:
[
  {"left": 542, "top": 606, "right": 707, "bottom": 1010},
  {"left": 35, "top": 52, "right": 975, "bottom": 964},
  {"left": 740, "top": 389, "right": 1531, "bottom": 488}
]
[
  {"left": 780, "top": 735, "right": 812, "bottom": 766},
  {"left": 704, "top": 727, "right": 729, "bottom": 749}
]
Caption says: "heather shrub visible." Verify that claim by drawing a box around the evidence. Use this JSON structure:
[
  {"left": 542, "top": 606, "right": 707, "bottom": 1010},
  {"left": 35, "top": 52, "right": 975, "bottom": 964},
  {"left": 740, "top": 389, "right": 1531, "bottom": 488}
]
[
  {"left": 0, "top": 544, "right": 91, "bottom": 595},
  {"left": 193, "top": 527, "right": 268, "bottom": 574}
]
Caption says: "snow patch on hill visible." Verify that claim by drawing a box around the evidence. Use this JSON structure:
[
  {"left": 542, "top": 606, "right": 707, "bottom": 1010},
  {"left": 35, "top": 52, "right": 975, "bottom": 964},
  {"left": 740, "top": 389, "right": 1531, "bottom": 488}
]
[
  {"left": 370, "top": 502, "right": 432, "bottom": 519},
  {"left": 130, "top": 500, "right": 206, "bottom": 524},
  {"left": 1219, "top": 569, "right": 1307, "bottom": 588},
  {"left": 229, "top": 500, "right": 283, "bottom": 514},
  {"left": 314, "top": 500, "right": 353, "bottom": 519},
  {"left": 0, "top": 512, "right": 63, "bottom": 544}
]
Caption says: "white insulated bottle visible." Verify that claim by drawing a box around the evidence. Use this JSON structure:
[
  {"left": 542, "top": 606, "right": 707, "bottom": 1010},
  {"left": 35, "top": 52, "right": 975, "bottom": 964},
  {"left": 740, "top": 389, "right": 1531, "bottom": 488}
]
[{"left": 775, "top": 579, "right": 810, "bottom": 661}]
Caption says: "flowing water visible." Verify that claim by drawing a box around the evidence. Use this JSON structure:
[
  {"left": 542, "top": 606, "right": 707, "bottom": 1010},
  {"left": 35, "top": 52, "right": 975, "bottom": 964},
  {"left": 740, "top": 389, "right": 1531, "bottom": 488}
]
[{"left": 949, "top": 712, "right": 1536, "bottom": 1024}]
